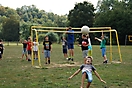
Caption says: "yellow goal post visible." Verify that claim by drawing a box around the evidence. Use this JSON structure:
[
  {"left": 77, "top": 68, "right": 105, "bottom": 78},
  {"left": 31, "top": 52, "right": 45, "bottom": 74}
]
[
  {"left": 128, "top": 35, "right": 132, "bottom": 42},
  {"left": 31, "top": 26, "right": 122, "bottom": 67}
]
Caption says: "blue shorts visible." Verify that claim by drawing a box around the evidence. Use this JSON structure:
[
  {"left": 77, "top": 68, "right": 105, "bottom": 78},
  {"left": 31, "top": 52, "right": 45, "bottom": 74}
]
[
  {"left": 101, "top": 48, "right": 106, "bottom": 57},
  {"left": 63, "top": 49, "right": 67, "bottom": 54},
  {"left": 23, "top": 48, "right": 27, "bottom": 54},
  {"left": 83, "top": 71, "right": 93, "bottom": 83},
  {"left": 44, "top": 50, "right": 50, "bottom": 58},
  {"left": 68, "top": 43, "right": 74, "bottom": 49},
  {"left": 88, "top": 45, "right": 92, "bottom": 50}
]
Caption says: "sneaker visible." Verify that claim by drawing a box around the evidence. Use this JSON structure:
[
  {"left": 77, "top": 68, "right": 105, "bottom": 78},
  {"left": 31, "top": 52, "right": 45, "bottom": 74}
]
[
  {"left": 28, "top": 59, "right": 31, "bottom": 61},
  {"left": 35, "top": 58, "right": 38, "bottom": 60},
  {"left": 71, "top": 58, "right": 74, "bottom": 61},
  {"left": 68, "top": 58, "right": 71, "bottom": 61},
  {"left": 103, "top": 60, "right": 108, "bottom": 64}
]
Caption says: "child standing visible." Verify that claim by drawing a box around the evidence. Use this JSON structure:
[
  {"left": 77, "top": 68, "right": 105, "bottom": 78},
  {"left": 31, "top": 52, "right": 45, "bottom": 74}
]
[
  {"left": 20, "top": 39, "right": 28, "bottom": 60},
  {"left": 62, "top": 36, "right": 68, "bottom": 60},
  {"left": 78, "top": 34, "right": 89, "bottom": 63},
  {"left": 42, "top": 36, "right": 52, "bottom": 64},
  {"left": 68, "top": 56, "right": 106, "bottom": 88},
  {"left": 87, "top": 34, "right": 92, "bottom": 57},
  {"left": 26, "top": 37, "right": 32, "bottom": 61},
  {"left": 0, "top": 39, "right": 4, "bottom": 60},
  {"left": 33, "top": 38, "right": 39, "bottom": 60},
  {"left": 95, "top": 31, "right": 108, "bottom": 63}
]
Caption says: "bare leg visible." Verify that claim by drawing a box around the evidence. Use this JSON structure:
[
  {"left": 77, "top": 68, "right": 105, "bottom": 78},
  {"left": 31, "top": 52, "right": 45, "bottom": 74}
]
[
  {"left": 21, "top": 54, "right": 24, "bottom": 60},
  {"left": 86, "top": 82, "right": 91, "bottom": 88},
  {"left": 81, "top": 72, "right": 86, "bottom": 88},
  {"left": 68, "top": 49, "right": 71, "bottom": 57},
  {"left": 64, "top": 53, "right": 68, "bottom": 59},
  {"left": 104, "top": 55, "right": 107, "bottom": 61},
  {"left": 71, "top": 49, "right": 74, "bottom": 57}
]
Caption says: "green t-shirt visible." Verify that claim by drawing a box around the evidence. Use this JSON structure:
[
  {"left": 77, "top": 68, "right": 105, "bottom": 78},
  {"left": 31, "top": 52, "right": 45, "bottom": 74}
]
[{"left": 100, "top": 39, "right": 106, "bottom": 49}]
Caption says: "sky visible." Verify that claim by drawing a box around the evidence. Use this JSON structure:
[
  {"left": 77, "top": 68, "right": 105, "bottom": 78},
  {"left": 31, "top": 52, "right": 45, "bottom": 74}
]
[{"left": 0, "top": 0, "right": 98, "bottom": 15}]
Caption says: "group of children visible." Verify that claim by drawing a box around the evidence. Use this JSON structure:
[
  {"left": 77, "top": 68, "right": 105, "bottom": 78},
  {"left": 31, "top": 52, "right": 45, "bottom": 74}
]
[
  {"left": 21, "top": 36, "right": 52, "bottom": 64},
  {"left": 20, "top": 29, "right": 107, "bottom": 88},
  {"left": 68, "top": 31, "right": 108, "bottom": 88},
  {"left": 21, "top": 37, "right": 39, "bottom": 61}
]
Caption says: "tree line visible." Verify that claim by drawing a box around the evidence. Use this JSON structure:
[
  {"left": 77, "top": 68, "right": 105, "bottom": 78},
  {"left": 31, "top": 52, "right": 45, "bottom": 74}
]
[{"left": 0, "top": 0, "right": 132, "bottom": 45}]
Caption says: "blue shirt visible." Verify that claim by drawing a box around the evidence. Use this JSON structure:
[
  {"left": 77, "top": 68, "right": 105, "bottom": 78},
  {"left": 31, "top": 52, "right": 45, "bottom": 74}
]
[{"left": 67, "top": 30, "right": 74, "bottom": 43}]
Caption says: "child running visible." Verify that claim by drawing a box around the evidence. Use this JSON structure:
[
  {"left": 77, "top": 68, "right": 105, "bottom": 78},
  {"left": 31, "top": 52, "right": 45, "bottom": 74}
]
[{"left": 68, "top": 56, "right": 106, "bottom": 88}]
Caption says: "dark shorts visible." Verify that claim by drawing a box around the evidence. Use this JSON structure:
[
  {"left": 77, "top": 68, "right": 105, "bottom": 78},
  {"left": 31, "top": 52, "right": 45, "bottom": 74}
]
[
  {"left": 68, "top": 43, "right": 74, "bottom": 49},
  {"left": 27, "top": 50, "right": 31, "bottom": 54},
  {"left": 33, "top": 51, "right": 38, "bottom": 55},
  {"left": 0, "top": 54, "right": 2, "bottom": 58},
  {"left": 63, "top": 49, "right": 67, "bottom": 54}
]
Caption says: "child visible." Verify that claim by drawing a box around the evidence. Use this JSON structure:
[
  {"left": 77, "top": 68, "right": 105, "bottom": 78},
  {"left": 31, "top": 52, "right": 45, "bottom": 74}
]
[
  {"left": 42, "top": 36, "right": 52, "bottom": 64},
  {"left": 33, "top": 38, "right": 39, "bottom": 60},
  {"left": 20, "top": 39, "right": 28, "bottom": 60},
  {"left": 87, "top": 34, "right": 92, "bottom": 57},
  {"left": 66, "top": 27, "right": 74, "bottom": 61},
  {"left": 26, "top": 37, "right": 32, "bottom": 61},
  {"left": 68, "top": 56, "right": 106, "bottom": 88},
  {"left": 78, "top": 34, "right": 89, "bottom": 63},
  {"left": 0, "top": 39, "right": 4, "bottom": 60},
  {"left": 61, "top": 36, "right": 68, "bottom": 60},
  {"left": 95, "top": 31, "right": 108, "bottom": 63}
]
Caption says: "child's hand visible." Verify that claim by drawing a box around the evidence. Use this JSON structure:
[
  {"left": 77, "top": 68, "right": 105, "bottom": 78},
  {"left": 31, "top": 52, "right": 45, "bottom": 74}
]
[
  {"left": 95, "top": 37, "right": 97, "bottom": 40},
  {"left": 68, "top": 76, "right": 72, "bottom": 80},
  {"left": 100, "top": 79, "right": 106, "bottom": 84}
]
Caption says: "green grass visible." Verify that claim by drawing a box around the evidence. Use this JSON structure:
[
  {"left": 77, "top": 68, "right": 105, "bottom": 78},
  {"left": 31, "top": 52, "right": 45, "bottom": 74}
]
[{"left": 0, "top": 44, "right": 132, "bottom": 88}]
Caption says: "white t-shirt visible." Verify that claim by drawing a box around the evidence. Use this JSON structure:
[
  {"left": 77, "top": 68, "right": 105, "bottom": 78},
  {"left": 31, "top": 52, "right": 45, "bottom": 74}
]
[{"left": 33, "top": 42, "right": 39, "bottom": 51}]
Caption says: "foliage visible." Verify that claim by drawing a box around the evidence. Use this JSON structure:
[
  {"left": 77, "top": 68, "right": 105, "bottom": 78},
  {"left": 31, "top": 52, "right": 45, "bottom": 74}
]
[
  {"left": 94, "top": 0, "right": 132, "bottom": 44},
  {"left": 2, "top": 15, "right": 20, "bottom": 41},
  {"left": 68, "top": 1, "right": 95, "bottom": 27},
  {"left": 45, "top": 32, "right": 59, "bottom": 43}
]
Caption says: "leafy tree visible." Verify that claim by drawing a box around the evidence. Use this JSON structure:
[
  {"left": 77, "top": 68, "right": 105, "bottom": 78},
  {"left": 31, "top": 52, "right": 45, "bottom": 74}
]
[
  {"left": 68, "top": 1, "right": 95, "bottom": 27},
  {"left": 94, "top": 0, "right": 132, "bottom": 44},
  {"left": 2, "top": 15, "right": 20, "bottom": 41}
]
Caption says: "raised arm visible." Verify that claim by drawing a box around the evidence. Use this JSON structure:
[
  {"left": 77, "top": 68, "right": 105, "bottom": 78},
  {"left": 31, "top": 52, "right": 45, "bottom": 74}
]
[
  {"left": 101, "top": 31, "right": 104, "bottom": 39},
  {"left": 95, "top": 37, "right": 102, "bottom": 42},
  {"left": 93, "top": 70, "right": 106, "bottom": 84},
  {"left": 68, "top": 69, "right": 81, "bottom": 80}
]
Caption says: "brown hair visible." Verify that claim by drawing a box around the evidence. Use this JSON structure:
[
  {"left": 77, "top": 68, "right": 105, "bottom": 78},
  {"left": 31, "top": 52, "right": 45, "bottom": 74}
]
[{"left": 85, "top": 56, "right": 93, "bottom": 62}]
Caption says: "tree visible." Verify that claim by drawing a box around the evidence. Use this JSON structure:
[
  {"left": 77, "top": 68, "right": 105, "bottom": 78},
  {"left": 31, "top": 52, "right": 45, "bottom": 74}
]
[
  {"left": 94, "top": 0, "right": 132, "bottom": 44},
  {"left": 68, "top": 1, "right": 95, "bottom": 27},
  {"left": 2, "top": 16, "right": 20, "bottom": 41}
]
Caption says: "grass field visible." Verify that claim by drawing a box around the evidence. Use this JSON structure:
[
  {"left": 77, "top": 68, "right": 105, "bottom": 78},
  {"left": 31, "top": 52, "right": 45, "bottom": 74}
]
[{"left": 0, "top": 44, "right": 132, "bottom": 88}]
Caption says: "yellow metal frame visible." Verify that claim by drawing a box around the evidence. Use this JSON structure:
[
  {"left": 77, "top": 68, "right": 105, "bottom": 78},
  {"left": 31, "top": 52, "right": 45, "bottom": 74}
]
[
  {"left": 31, "top": 26, "right": 122, "bottom": 66},
  {"left": 128, "top": 35, "right": 132, "bottom": 42},
  {"left": 31, "top": 29, "right": 41, "bottom": 67}
]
